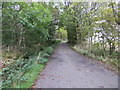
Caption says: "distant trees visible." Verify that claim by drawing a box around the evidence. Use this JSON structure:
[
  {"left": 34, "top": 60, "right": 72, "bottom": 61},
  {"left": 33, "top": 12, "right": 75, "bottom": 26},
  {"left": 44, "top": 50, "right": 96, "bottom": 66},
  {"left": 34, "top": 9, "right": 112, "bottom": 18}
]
[
  {"left": 56, "top": 27, "right": 67, "bottom": 41},
  {"left": 2, "top": 2, "right": 119, "bottom": 58},
  {"left": 59, "top": 2, "right": 119, "bottom": 58}
]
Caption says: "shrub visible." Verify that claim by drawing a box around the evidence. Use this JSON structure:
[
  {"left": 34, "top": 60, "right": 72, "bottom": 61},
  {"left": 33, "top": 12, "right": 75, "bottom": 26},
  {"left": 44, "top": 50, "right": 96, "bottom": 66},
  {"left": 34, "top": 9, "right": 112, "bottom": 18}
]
[
  {"left": 43, "top": 47, "right": 53, "bottom": 54},
  {"left": 40, "top": 58, "right": 48, "bottom": 64}
]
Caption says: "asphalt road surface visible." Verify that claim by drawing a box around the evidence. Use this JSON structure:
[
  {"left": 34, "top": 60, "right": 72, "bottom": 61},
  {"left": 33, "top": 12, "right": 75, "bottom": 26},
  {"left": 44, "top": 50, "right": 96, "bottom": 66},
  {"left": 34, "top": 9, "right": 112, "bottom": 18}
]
[{"left": 34, "top": 43, "right": 118, "bottom": 88}]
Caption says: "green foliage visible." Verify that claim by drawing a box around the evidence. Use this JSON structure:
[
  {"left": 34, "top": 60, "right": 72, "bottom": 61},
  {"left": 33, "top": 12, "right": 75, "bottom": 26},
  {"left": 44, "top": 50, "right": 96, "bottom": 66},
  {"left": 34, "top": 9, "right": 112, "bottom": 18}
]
[
  {"left": 61, "top": 2, "right": 119, "bottom": 56},
  {"left": 40, "top": 58, "right": 48, "bottom": 64},
  {"left": 43, "top": 47, "right": 53, "bottom": 55},
  {"left": 2, "top": 40, "right": 59, "bottom": 88},
  {"left": 56, "top": 27, "right": 67, "bottom": 41},
  {"left": 97, "top": 56, "right": 104, "bottom": 61},
  {"left": 73, "top": 45, "right": 119, "bottom": 73},
  {"left": 2, "top": 2, "right": 52, "bottom": 48},
  {"left": 2, "top": 45, "right": 55, "bottom": 88},
  {"left": 2, "top": 2, "right": 119, "bottom": 88},
  {"left": 78, "top": 49, "right": 89, "bottom": 56},
  {"left": 65, "top": 2, "right": 119, "bottom": 73},
  {"left": 15, "top": 64, "right": 44, "bottom": 88}
]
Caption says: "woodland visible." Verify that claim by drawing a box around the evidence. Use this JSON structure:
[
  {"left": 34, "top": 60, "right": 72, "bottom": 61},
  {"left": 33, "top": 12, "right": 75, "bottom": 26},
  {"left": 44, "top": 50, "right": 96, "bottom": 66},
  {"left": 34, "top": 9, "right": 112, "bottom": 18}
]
[{"left": 1, "top": 1, "right": 119, "bottom": 88}]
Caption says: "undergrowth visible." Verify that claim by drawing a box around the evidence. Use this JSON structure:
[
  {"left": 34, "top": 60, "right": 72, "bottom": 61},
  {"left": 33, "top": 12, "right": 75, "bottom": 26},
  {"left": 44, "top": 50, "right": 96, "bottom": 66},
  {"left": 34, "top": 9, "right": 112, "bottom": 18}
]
[
  {"left": 72, "top": 45, "right": 119, "bottom": 74},
  {"left": 2, "top": 41, "right": 60, "bottom": 88}
]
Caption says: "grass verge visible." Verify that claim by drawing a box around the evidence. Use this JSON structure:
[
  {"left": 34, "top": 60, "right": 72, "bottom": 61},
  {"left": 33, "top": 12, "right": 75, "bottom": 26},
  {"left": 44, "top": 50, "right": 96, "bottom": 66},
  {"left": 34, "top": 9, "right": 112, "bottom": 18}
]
[
  {"left": 2, "top": 41, "right": 60, "bottom": 88},
  {"left": 15, "top": 64, "right": 44, "bottom": 88},
  {"left": 71, "top": 46, "right": 119, "bottom": 75}
]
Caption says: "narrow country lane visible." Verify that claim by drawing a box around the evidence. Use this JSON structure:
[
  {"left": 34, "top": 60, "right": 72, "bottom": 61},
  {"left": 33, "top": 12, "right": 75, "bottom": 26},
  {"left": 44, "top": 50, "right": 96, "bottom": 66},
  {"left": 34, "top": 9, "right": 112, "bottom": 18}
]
[{"left": 34, "top": 42, "right": 118, "bottom": 88}]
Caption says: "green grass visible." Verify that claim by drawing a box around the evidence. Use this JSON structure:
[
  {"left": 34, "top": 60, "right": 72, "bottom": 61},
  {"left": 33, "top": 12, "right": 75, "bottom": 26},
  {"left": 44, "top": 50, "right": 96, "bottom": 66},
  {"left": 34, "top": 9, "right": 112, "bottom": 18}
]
[
  {"left": 2, "top": 41, "right": 60, "bottom": 88},
  {"left": 15, "top": 64, "right": 44, "bottom": 88}
]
